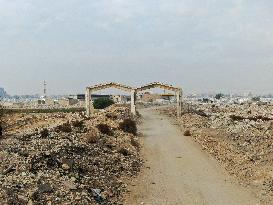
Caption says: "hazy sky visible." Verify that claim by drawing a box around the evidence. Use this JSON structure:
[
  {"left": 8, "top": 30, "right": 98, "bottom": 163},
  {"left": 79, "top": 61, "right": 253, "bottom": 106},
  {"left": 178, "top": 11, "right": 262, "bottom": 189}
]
[{"left": 0, "top": 0, "right": 272, "bottom": 95}]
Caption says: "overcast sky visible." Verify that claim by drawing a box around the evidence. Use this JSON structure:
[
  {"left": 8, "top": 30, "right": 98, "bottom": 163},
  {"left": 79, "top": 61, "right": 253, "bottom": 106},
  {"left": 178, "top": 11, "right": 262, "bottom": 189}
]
[{"left": 0, "top": 0, "right": 272, "bottom": 95}]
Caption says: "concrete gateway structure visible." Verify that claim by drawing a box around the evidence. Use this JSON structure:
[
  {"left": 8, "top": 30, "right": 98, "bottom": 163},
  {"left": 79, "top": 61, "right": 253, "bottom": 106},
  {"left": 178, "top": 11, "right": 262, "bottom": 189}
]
[
  {"left": 136, "top": 82, "right": 183, "bottom": 117},
  {"left": 86, "top": 82, "right": 183, "bottom": 117},
  {"left": 86, "top": 82, "right": 135, "bottom": 117}
]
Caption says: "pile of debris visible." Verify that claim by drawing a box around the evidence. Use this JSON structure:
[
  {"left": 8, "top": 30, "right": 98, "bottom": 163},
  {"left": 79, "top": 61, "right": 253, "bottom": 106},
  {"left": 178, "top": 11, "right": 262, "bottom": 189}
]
[
  {"left": 162, "top": 102, "right": 273, "bottom": 203},
  {"left": 0, "top": 106, "right": 142, "bottom": 205}
]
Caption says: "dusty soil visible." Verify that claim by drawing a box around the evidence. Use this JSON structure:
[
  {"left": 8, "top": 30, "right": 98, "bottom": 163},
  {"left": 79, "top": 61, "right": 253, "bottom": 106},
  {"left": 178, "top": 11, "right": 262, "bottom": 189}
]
[
  {"left": 124, "top": 108, "right": 260, "bottom": 205},
  {"left": 160, "top": 102, "right": 273, "bottom": 204},
  {"left": 3, "top": 113, "right": 72, "bottom": 136}
]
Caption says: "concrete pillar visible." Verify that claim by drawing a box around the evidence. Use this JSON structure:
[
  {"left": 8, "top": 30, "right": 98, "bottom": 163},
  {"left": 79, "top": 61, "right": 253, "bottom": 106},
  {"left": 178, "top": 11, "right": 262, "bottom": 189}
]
[
  {"left": 180, "top": 89, "right": 183, "bottom": 116},
  {"left": 86, "top": 88, "right": 95, "bottom": 116},
  {"left": 131, "top": 90, "right": 136, "bottom": 115},
  {"left": 90, "top": 95, "right": 95, "bottom": 115},
  {"left": 86, "top": 88, "right": 91, "bottom": 116},
  {"left": 176, "top": 90, "right": 182, "bottom": 117}
]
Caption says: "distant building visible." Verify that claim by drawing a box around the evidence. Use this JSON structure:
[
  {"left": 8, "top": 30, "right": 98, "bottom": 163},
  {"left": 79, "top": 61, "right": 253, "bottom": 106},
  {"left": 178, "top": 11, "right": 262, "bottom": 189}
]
[
  {"left": 69, "top": 94, "right": 131, "bottom": 104},
  {"left": 0, "top": 87, "right": 7, "bottom": 98},
  {"left": 138, "top": 92, "right": 160, "bottom": 103},
  {"left": 69, "top": 94, "right": 85, "bottom": 101},
  {"left": 37, "top": 99, "right": 46, "bottom": 105},
  {"left": 111, "top": 95, "right": 131, "bottom": 103},
  {"left": 68, "top": 98, "right": 79, "bottom": 106},
  {"left": 138, "top": 92, "right": 175, "bottom": 103},
  {"left": 37, "top": 96, "right": 46, "bottom": 105},
  {"left": 69, "top": 94, "right": 111, "bottom": 101},
  {"left": 161, "top": 93, "right": 175, "bottom": 101}
]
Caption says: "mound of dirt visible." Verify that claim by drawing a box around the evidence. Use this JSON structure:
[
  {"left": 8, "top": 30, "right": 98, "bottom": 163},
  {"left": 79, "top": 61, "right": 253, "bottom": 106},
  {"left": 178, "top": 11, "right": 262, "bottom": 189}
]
[{"left": 0, "top": 106, "right": 142, "bottom": 205}]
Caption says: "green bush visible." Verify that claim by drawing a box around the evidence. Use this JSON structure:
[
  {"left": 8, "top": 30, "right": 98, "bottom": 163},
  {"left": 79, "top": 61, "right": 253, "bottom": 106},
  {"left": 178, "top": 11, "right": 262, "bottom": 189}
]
[{"left": 93, "top": 98, "right": 114, "bottom": 109}]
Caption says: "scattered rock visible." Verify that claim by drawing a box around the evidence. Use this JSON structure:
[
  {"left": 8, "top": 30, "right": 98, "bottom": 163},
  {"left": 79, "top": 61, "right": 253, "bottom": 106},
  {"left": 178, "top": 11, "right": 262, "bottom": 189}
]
[
  {"left": 38, "top": 183, "right": 53, "bottom": 193},
  {"left": 61, "top": 163, "right": 70, "bottom": 170},
  {"left": 63, "top": 181, "right": 77, "bottom": 190}
]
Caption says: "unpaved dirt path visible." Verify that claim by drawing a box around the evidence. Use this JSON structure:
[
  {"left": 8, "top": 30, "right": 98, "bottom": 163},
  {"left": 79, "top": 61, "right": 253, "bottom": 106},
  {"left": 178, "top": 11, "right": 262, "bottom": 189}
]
[{"left": 124, "top": 108, "right": 260, "bottom": 205}]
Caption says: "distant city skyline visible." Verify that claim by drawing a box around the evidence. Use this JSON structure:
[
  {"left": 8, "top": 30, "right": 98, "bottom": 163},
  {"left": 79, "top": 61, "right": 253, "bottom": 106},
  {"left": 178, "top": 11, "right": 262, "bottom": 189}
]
[
  {"left": 0, "top": 0, "right": 273, "bottom": 95},
  {"left": 1, "top": 84, "right": 272, "bottom": 97}
]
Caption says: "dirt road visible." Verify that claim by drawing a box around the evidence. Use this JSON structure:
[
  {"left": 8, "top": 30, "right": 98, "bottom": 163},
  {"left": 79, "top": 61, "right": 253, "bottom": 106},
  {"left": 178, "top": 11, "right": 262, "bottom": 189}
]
[{"left": 124, "top": 108, "right": 260, "bottom": 205}]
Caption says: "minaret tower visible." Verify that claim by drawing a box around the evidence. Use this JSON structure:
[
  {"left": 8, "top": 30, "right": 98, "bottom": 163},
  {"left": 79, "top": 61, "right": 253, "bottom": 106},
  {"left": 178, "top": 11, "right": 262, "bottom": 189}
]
[{"left": 43, "top": 80, "right": 47, "bottom": 98}]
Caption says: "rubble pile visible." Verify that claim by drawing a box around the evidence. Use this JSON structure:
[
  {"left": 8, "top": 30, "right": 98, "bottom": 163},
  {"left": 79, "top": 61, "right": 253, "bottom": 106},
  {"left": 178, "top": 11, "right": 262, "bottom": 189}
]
[
  {"left": 162, "top": 102, "right": 273, "bottom": 203},
  {"left": 0, "top": 106, "right": 142, "bottom": 205}
]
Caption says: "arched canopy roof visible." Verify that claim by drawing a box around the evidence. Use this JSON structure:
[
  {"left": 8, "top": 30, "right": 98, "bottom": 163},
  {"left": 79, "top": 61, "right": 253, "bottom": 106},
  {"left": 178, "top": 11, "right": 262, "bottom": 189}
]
[
  {"left": 136, "top": 82, "right": 181, "bottom": 92},
  {"left": 87, "top": 82, "right": 134, "bottom": 92}
]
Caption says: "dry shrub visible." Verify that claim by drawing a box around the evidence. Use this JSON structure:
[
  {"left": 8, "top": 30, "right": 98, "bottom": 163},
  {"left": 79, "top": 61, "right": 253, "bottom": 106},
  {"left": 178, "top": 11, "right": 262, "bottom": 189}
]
[
  {"left": 85, "top": 129, "right": 99, "bottom": 144},
  {"left": 119, "top": 119, "right": 137, "bottom": 135},
  {"left": 57, "top": 122, "right": 72, "bottom": 133},
  {"left": 118, "top": 147, "right": 130, "bottom": 156},
  {"left": 230, "top": 114, "right": 272, "bottom": 122},
  {"left": 72, "top": 120, "right": 84, "bottom": 128},
  {"left": 184, "top": 130, "right": 191, "bottom": 136},
  {"left": 230, "top": 115, "right": 245, "bottom": 121},
  {"left": 96, "top": 124, "right": 113, "bottom": 136},
  {"left": 40, "top": 128, "right": 49, "bottom": 138}
]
